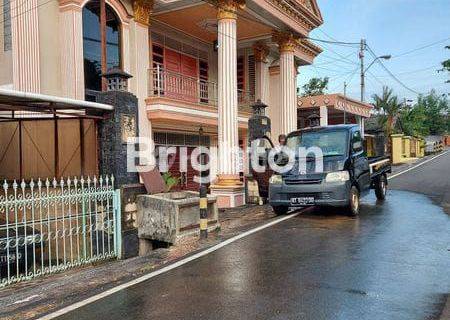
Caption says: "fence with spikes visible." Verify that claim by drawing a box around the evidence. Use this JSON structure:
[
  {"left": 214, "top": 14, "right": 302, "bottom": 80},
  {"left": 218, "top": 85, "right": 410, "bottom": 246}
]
[{"left": 0, "top": 175, "right": 121, "bottom": 288}]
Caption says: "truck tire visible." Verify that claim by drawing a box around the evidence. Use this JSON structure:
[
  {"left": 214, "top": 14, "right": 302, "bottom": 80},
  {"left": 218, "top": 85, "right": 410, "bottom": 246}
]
[
  {"left": 272, "top": 206, "right": 289, "bottom": 215},
  {"left": 347, "top": 186, "right": 360, "bottom": 217},
  {"left": 375, "top": 174, "right": 387, "bottom": 200}
]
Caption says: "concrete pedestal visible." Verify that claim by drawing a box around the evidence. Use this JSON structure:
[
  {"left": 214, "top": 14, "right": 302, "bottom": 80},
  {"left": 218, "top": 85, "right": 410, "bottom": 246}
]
[
  {"left": 137, "top": 191, "right": 219, "bottom": 245},
  {"left": 210, "top": 184, "right": 246, "bottom": 208}
]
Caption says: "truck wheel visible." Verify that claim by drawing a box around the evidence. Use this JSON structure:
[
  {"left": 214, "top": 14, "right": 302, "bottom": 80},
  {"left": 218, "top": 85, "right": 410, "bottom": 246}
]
[
  {"left": 272, "top": 206, "right": 289, "bottom": 215},
  {"left": 375, "top": 174, "right": 387, "bottom": 200},
  {"left": 347, "top": 186, "right": 360, "bottom": 217}
]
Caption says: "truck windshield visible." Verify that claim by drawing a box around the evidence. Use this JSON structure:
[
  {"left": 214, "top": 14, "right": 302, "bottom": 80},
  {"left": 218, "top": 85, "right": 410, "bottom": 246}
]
[{"left": 286, "top": 130, "right": 348, "bottom": 157}]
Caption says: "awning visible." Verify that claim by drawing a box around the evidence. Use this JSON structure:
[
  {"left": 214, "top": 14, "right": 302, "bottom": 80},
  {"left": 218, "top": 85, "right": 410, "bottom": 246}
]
[
  {"left": 298, "top": 93, "right": 372, "bottom": 118},
  {"left": 0, "top": 89, "right": 114, "bottom": 119}
]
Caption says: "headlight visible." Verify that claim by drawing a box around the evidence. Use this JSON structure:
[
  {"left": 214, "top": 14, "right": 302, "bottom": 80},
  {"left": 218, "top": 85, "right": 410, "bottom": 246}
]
[
  {"left": 269, "top": 174, "right": 283, "bottom": 184},
  {"left": 325, "top": 171, "right": 350, "bottom": 183}
]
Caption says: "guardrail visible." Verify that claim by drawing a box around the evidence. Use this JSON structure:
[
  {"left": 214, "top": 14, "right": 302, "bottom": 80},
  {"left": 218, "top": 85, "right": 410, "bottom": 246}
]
[{"left": 148, "top": 65, "right": 255, "bottom": 110}]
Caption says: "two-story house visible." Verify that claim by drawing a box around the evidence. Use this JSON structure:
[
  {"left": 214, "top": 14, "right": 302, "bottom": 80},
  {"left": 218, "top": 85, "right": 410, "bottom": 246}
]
[{"left": 0, "top": 0, "right": 323, "bottom": 207}]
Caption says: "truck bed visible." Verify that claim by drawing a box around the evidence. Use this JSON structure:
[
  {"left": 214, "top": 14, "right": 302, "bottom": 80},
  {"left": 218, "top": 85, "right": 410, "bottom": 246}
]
[{"left": 368, "top": 155, "right": 391, "bottom": 179}]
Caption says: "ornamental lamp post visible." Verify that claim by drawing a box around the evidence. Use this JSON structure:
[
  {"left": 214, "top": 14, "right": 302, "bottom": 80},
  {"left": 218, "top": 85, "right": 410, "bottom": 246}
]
[{"left": 101, "top": 68, "right": 132, "bottom": 92}]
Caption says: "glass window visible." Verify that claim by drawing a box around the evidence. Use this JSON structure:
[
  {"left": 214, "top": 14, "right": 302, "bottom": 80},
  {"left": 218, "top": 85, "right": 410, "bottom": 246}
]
[
  {"left": 286, "top": 130, "right": 349, "bottom": 157},
  {"left": 3, "top": 0, "right": 11, "bottom": 51},
  {"left": 83, "top": 1, "right": 121, "bottom": 92}
]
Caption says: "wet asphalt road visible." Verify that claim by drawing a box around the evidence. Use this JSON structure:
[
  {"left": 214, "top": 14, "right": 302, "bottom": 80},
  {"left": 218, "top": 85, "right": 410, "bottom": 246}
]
[{"left": 57, "top": 152, "right": 450, "bottom": 320}]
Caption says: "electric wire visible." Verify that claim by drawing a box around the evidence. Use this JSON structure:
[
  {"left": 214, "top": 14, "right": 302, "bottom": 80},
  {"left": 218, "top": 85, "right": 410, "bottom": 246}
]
[
  {"left": 391, "top": 37, "right": 450, "bottom": 58},
  {"left": 366, "top": 44, "right": 422, "bottom": 95}
]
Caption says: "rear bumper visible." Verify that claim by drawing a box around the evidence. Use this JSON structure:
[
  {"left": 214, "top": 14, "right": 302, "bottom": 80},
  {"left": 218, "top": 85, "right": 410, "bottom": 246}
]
[{"left": 269, "top": 180, "right": 351, "bottom": 207}]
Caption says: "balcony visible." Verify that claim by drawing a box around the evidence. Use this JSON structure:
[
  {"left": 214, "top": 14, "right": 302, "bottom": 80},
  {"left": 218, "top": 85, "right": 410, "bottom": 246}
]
[{"left": 147, "top": 66, "right": 254, "bottom": 112}]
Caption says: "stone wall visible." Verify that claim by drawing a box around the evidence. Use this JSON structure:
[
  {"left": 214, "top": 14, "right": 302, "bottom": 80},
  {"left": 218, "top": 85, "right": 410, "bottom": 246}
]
[
  {"left": 96, "top": 90, "right": 140, "bottom": 187},
  {"left": 95, "top": 90, "right": 146, "bottom": 258}
]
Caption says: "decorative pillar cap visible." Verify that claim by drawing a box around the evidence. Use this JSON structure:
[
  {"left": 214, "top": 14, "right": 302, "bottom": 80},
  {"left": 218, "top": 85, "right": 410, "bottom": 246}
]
[
  {"left": 216, "top": 0, "right": 245, "bottom": 20},
  {"left": 273, "top": 31, "right": 299, "bottom": 53},
  {"left": 253, "top": 43, "right": 270, "bottom": 63},
  {"left": 133, "top": 0, "right": 153, "bottom": 26},
  {"left": 101, "top": 68, "right": 133, "bottom": 92},
  {"left": 251, "top": 99, "right": 268, "bottom": 116}
]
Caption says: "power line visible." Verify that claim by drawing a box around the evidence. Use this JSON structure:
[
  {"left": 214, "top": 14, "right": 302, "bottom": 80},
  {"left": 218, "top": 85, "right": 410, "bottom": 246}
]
[
  {"left": 304, "top": 36, "right": 359, "bottom": 47},
  {"left": 319, "top": 42, "right": 360, "bottom": 66},
  {"left": 343, "top": 65, "right": 360, "bottom": 85},
  {"left": 328, "top": 65, "right": 359, "bottom": 92},
  {"left": 366, "top": 70, "right": 385, "bottom": 86},
  {"left": 391, "top": 37, "right": 450, "bottom": 58},
  {"left": 366, "top": 45, "right": 422, "bottom": 95},
  {"left": 318, "top": 53, "right": 358, "bottom": 65},
  {"left": 311, "top": 65, "right": 355, "bottom": 73},
  {"left": 310, "top": 64, "right": 360, "bottom": 78},
  {"left": 316, "top": 28, "right": 339, "bottom": 42},
  {"left": 371, "top": 64, "right": 441, "bottom": 77},
  {"left": 314, "top": 28, "right": 359, "bottom": 46},
  {"left": 314, "top": 51, "right": 359, "bottom": 66}
]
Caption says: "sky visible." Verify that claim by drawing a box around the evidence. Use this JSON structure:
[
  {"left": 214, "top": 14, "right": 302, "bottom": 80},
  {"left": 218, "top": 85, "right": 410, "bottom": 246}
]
[{"left": 297, "top": 0, "right": 450, "bottom": 102}]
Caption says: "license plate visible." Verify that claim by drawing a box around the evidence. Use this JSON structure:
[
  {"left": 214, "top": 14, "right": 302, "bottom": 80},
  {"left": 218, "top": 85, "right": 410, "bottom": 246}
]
[{"left": 290, "top": 197, "right": 315, "bottom": 205}]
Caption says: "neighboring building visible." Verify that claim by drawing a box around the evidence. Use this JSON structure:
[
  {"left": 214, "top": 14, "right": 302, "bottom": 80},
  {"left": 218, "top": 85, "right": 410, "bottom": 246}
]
[
  {"left": 0, "top": 0, "right": 324, "bottom": 207},
  {"left": 364, "top": 115, "right": 389, "bottom": 157},
  {"left": 297, "top": 94, "right": 372, "bottom": 132}
]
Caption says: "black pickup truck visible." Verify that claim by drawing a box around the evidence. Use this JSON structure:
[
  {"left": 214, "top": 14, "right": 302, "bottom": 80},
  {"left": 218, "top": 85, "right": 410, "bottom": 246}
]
[{"left": 260, "top": 124, "right": 391, "bottom": 216}]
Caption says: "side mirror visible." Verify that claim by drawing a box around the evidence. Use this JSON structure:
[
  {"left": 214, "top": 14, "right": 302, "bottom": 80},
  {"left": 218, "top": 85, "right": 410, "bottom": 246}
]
[{"left": 353, "top": 141, "right": 362, "bottom": 152}]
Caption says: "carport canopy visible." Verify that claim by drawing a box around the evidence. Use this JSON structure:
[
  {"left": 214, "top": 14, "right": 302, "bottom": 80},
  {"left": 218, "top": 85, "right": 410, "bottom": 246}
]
[
  {"left": 0, "top": 88, "right": 113, "bottom": 119},
  {"left": 0, "top": 89, "right": 114, "bottom": 180}
]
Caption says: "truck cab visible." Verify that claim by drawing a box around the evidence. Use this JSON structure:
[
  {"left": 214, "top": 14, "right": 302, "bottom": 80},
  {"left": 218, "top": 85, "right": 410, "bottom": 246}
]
[{"left": 267, "top": 125, "right": 390, "bottom": 216}]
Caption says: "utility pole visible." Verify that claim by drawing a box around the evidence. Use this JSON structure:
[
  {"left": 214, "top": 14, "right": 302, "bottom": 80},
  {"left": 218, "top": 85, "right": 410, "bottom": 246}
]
[
  {"left": 359, "top": 38, "right": 366, "bottom": 102},
  {"left": 343, "top": 82, "right": 347, "bottom": 124}
]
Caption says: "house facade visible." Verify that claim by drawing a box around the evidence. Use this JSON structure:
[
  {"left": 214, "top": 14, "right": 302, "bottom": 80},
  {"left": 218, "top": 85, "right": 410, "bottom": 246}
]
[{"left": 0, "top": 0, "right": 323, "bottom": 207}]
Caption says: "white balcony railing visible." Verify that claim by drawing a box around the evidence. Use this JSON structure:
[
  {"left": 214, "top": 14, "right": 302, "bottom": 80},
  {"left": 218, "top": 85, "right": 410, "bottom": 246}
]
[{"left": 148, "top": 65, "right": 254, "bottom": 110}]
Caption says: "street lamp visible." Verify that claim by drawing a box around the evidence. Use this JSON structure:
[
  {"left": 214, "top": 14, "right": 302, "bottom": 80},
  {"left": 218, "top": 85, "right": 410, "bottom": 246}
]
[
  {"left": 364, "top": 55, "right": 391, "bottom": 75},
  {"left": 360, "top": 51, "right": 391, "bottom": 102}
]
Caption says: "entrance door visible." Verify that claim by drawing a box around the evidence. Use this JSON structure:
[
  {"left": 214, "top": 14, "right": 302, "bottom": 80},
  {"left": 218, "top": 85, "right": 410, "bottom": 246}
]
[
  {"left": 164, "top": 49, "right": 198, "bottom": 102},
  {"left": 164, "top": 49, "right": 182, "bottom": 100},
  {"left": 180, "top": 55, "right": 198, "bottom": 103}
]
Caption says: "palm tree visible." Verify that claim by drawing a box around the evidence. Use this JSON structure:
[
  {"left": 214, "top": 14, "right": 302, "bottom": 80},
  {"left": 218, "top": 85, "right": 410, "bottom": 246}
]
[{"left": 372, "top": 86, "right": 403, "bottom": 135}]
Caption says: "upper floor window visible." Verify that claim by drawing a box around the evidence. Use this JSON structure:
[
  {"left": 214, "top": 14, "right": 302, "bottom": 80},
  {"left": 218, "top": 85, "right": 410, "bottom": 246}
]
[
  {"left": 3, "top": 0, "right": 11, "bottom": 51},
  {"left": 82, "top": 0, "right": 121, "bottom": 92}
]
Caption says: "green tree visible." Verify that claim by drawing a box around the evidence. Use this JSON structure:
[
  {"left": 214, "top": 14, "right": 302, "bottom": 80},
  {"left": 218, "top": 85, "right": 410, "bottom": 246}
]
[
  {"left": 301, "top": 77, "right": 329, "bottom": 96},
  {"left": 439, "top": 45, "right": 450, "bottom": 83},
  {"left": 371, "top": 86, "right": 403, "bottom": 135},
  {"left": 416, "top": 90, "right": 449, "bottom": 135},
  {"left": 398, "top": 103, "right": 428, "bottom": 136}
]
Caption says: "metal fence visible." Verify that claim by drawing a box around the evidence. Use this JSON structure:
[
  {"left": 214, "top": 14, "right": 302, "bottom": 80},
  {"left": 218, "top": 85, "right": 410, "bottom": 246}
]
[{"left": 0, "top": 175, "right": 121, "bottom": 288}]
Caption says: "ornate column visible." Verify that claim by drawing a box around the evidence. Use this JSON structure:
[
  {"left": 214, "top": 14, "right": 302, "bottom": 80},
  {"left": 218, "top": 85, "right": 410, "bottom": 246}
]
[
  {"left": 11, "top": 0, "right": 40, "bottom": 92},
  {"left": 130, "top": 0, "right": 153, "bottom": 144},
  {"left": 274, "top": 32, "right": 298, "bottom": 134},
  {"left": 210, "top": 0, "right": 245, "bottom": 208},
  {"left": 253, "top": 43, "right": 270, "bottom": 104}
]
